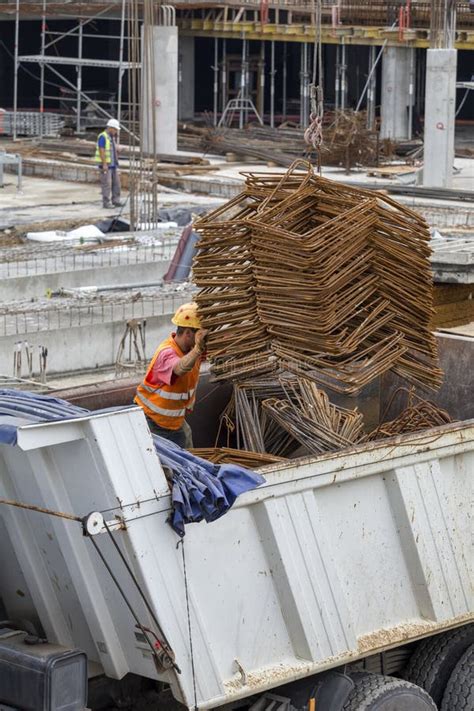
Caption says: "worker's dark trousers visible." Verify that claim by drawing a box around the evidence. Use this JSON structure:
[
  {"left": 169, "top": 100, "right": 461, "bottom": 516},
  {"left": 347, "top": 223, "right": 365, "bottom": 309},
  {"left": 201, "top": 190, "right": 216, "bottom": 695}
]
[
  {"left": 99, "top": 167, "right": 121, "bottom": 206},
  {"left": 146, "top": 417, "right": 193, "bottom": 449}
]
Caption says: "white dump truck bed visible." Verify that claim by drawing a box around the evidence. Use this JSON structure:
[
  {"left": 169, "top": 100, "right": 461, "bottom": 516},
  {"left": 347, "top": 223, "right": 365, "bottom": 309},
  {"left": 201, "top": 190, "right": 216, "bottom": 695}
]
[{"left": 0, "top": 407, "right": 472, "bottom": 709}]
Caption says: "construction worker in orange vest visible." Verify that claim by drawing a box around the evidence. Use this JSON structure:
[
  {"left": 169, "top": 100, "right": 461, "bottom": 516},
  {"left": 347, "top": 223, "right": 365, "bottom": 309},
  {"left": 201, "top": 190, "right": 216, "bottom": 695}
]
[{"left": 134, "top": 302, "right": 208, "bottom": 449}]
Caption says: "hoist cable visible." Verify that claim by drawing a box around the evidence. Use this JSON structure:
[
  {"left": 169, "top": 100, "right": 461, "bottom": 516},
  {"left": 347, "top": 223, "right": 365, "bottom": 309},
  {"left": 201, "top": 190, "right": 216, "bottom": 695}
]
[{"left": 304, "top": 0, "right": 324, "bottom": 169}]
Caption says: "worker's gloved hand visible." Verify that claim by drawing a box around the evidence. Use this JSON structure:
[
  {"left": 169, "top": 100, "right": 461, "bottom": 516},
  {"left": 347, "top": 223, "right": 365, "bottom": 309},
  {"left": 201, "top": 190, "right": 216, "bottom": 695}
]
[{"left": 195, "top": 329, "right": 209, "bottom": 354}]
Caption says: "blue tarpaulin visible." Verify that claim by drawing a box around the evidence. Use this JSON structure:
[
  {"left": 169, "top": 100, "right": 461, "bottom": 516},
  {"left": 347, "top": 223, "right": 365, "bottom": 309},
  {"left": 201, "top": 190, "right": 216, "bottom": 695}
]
[
  {"left": 0, "top": 389, "right": 88, "bottom": 445},
  {"left": 0, "top": 390, "right": 265, "bottom": 535},
  {"left": 152, "top": 436, "right": 265, "bottom": 536}
]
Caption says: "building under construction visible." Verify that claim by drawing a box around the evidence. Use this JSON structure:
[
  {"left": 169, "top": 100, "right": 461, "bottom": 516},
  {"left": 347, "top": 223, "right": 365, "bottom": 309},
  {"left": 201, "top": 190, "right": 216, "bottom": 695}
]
[
  {"left": 0, "top": 1, "right": 472, "bottom": 382},
  {"left": 0, "top": 2, "right": 472, "bottom": 181},
  {"left": 0, "top": 3, "right": 473, "bottom": 711}
]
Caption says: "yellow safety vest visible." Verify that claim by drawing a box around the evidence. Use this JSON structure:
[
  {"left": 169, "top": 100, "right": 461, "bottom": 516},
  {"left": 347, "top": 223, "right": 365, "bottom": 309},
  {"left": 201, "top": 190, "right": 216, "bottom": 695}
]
[
  {"left": 94, "top": 131, "right": 112, "bottom": 164},
  {"left": 135, "top": 336, "right": 201, "bottom": 431}
]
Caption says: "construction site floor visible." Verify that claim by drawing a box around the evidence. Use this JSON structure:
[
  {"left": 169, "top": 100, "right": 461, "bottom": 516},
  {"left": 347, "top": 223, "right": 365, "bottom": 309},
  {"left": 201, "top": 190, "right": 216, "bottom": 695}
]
[
  {"left": 0, "top": 174, "right": 225, "bottom": 233},
  {"left": 209, "top": 157, "right": 474, "bottom": 193}
]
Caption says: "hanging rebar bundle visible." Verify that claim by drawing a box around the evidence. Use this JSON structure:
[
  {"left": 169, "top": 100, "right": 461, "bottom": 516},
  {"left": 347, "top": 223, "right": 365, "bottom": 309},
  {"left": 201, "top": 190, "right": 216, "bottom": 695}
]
[{"left": 193, "top": 160, "right": 442, "bottom": 395}]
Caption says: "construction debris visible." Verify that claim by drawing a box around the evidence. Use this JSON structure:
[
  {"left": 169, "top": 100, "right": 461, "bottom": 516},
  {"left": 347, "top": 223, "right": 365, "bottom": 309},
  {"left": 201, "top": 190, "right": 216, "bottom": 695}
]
[
  {"left": 367, "top": 389, "right": 453, "bottom": 441},
  {"left": 180, "top": 112, "right": 383, "bottom": 169},
  {"left": 218, "top": 378, "right": 302, "bottom": 457},
  {"left": 193, "top": 161, "right": 442, "bottom": 395},
  {"left": 262, "top": 378, "right": 365, "bottom": 456}
]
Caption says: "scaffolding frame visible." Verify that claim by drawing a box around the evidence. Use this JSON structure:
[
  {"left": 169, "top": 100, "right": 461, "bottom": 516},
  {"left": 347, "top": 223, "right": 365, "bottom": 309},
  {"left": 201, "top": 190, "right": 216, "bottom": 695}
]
[{"left": 12, "top": 0, "right": 141, "bottom": 139}]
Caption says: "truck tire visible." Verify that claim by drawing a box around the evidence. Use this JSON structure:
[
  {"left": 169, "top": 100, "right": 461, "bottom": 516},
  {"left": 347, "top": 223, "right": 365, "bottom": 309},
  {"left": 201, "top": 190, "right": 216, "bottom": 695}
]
[
  {"left": 402, "top": 624, "right": 474, "bottom": 706},
  {"left": 440, "top": 644, "right": 474, "bottom": 711},
  {"left": 342, "top": 672, "right": 436, "bottom": 710}
]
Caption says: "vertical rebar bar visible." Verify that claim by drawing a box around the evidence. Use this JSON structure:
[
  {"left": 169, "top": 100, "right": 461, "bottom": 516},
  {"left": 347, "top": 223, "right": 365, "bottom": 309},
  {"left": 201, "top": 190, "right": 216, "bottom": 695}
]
[
  {"left": 299, "top": 44, "right": 304, "bottom": 126},
  {"left": 76, "top": 20, "right": 83, "bottom": 134},
  {"left": 221, "top": 39, "right": 227, "bottom": 116},
  {"left": 408, "top": 47, "right": 415, "bottom": 140},
  {"left": 117, "top": 0, "right": 126, "bottom": 125},
  {"left": 367, "top": 45, "right": 376, "bottom": 129},
  {"left": 258, "top": 41, "right": 265, "bottom": 122},
  {"left": 341, "top": 42, "right": 347, "bottom": 111},
  {"left": 282, "top": 42, "right": 287, "bottom": 121},
  {"left": 213, "top": 37, "right": 219, "bottom": 127},
  {"left": 270, "top": 40, "right": 275, "bottom": 128},
  {"left": 13, "top": 0, "right": 20, "bottom": 141},
  {"left": 39, "top": 0, "right": 47, "bottom": 139},
  {"left": 300, "top": 43, "right": 309, "bottom": 128},
  {"left": 240, "top": 38, "right": 246, "bottom": 129}
]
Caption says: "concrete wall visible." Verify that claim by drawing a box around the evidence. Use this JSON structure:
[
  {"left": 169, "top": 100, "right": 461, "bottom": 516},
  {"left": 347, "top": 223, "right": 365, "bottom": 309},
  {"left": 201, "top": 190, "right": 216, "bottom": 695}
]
[
  {"left": 0, "top": 314, "right": 174, "bottom": 377},
  {"left": 0, "top": 260, "right": 173, "bottom": 301}
]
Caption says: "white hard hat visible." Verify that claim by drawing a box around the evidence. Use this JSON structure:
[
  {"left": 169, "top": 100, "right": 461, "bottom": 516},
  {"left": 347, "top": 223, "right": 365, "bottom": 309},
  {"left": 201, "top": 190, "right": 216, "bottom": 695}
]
[{"left": 107, "top": 119, "right": 120, "bottom": 130}]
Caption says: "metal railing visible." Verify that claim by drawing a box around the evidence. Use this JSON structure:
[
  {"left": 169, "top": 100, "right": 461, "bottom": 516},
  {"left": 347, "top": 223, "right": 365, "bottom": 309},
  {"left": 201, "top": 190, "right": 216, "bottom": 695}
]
[{"left": 175, "top": 1, "right": 473, "bottom": 30}]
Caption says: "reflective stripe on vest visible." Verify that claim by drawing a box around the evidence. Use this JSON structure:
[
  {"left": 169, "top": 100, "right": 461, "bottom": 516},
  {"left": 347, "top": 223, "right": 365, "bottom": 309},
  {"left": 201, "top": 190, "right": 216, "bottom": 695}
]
[
  {"left": 134, "top": 335, "right": 201, "bottom": 431},
  {"left": 135, "top": 390, "right": 186, "bottom": 418},
  {"left": 94, "top": 131, "right": 112, "bottom": 164},
  {"left": 140, "top": 383, "right": 195, "bottom": 401}
]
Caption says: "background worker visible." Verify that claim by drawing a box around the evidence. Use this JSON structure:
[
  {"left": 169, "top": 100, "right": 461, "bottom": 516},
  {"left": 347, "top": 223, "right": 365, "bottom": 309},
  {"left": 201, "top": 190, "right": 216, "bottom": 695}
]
[
  {"left": 134, "top": 302, "right": 208, "bottom": 449},
  {"left": 94, "top": 118, "right": 123, "bottom": 209}
]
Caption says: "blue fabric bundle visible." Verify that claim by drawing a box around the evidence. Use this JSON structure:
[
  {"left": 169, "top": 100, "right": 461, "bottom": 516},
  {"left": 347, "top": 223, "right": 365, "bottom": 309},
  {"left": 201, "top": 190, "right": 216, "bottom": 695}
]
[
  {"left": 0, "top": 389, "right": 88, "bottom": 445},
  {"left": 0, "top": 390, "right": 266, "bottom": 535},
  {"left": 152, "top": 436, "right": 266, "bottom": 537}
]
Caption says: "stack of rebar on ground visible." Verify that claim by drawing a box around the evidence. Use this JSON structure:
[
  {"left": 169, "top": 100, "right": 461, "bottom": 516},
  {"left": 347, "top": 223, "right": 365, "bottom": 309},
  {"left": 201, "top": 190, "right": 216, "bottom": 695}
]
[
  {"left": 194, "top": 160, "right": 442, "bottom": 396},
  {"left": 179, "top": 112, "right": 382, "bottom": 168}
]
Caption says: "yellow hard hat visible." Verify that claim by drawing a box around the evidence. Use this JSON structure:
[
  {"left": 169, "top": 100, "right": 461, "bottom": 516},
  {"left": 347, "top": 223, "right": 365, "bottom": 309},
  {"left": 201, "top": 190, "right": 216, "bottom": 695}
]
[{"left": 172, "top": 302, "right": 202, "bottom": 329}]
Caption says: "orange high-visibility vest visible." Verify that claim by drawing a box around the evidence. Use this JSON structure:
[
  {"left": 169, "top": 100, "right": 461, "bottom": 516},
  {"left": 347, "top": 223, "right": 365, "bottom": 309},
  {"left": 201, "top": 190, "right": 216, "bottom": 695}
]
[{"left": 134, "top": 335, "right": 201, "bottom": 431}]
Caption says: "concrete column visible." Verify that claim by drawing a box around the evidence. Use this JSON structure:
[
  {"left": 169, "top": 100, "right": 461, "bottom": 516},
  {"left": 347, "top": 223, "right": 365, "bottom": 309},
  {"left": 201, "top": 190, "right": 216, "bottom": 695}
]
[
  {"left": 423, "top": 48, "right": 457, "bottom": 188},
  {"left": 380, "top": 47, "right": 414, "bottom": 140},
  {"left": 178, "top": 35, "right": 195, "bottom": 121},
  {"left": 141, "top": 26, "right": 178, "bottom": 154}
]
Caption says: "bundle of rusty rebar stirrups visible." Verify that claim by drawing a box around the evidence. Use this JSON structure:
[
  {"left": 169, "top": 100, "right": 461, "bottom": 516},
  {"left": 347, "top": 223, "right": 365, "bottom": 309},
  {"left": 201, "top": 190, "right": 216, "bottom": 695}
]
[
  {"left": 193, "top": 160, "right": 441, "bottom": 396},
  {"left": 366, "top": 388, "right": 452, "bottom": 441}
]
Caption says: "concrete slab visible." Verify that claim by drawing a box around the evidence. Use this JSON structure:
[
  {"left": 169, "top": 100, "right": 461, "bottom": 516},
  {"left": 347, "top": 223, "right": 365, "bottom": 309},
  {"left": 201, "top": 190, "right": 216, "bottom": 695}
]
[
  {"left": 0, "top": 174, "right": 127, "bottom": 230},
  {"left": 0, "top": 174, "right": 225, "bottom": 231},
  {"left": 0, "top": 234, "right": 181, "bottom": 300},
  {"left": 431, "top": 237, "right": 474, "bottom": 283}
]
